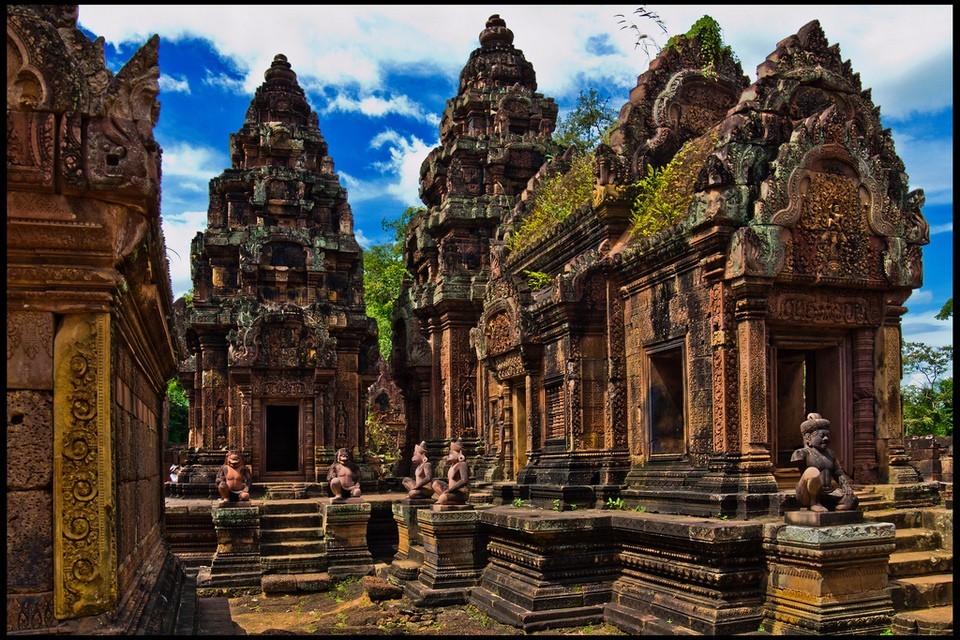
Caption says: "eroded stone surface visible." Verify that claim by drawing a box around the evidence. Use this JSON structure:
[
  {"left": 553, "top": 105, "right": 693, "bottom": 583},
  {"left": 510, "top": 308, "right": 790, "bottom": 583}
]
[{"left": 5, "top": 391, "right": 53, "bottom": 490}]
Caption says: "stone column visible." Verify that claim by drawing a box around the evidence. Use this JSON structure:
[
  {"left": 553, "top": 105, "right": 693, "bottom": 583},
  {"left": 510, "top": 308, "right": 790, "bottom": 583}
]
[
  {"left": 874, "top": 304, "right": 921, "bottom": 484},
  {"left": 762, "top": 518, "right": 895, "bottom": 634},
  {"left": 322, "top": 502, "right": 374, "bottom": 578},
  {"left": 404, "top": 507, "right": 485, "bottom": 606},
  {"left": 196, "top": 503, "right": 262, "bottom": 595},
  {"left": 387, "top": 498, "right": 434, "bottom": 585}
]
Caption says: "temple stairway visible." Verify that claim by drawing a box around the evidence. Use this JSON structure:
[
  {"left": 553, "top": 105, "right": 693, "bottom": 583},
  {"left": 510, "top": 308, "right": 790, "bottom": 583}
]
[
  {"left": 860, "top": 494, "right": 953, "bottom": 636},
  {"left": 259, "top": 499, "right": 327, "bottom": 576}
]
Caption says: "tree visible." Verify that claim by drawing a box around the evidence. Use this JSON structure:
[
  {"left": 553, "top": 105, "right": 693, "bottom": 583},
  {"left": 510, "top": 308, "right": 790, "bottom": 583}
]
[
  {"left": 552, "top": 88, "right": 618, "bottom": 155},
  {"left": 363, "top": 207, "right": 421, "bottom": 361},
  {"left": 167, "top": 377, "right": 189, "bottom": 443},
  {"left": 935, "top": 297, "right": 952, "bottom": 320},
  {"left": 901, "top": 341, "right": 953, "bottom": 436}
]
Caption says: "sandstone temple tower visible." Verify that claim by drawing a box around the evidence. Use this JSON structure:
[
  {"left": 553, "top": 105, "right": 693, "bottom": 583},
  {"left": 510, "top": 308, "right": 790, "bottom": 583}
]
[
  {"left": 180, "top": 54, "right": 379, "bottom": 484},
  {"left": 392, "top": 15, "right": 558, "bottom": 476}
]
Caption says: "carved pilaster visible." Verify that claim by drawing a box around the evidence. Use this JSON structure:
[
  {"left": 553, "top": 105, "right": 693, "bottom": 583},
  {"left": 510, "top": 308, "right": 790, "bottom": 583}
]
[
  {"left": 53, "top": 313, "right": 116, "bottom": 618},
  {"left": 733, "top": 280, "right": 772, "bottom": 466},
  {"left": 709, "top": 283, "right": 739, "bottom": 454},
  {"left": 606, "top": 283, "right": 627, "bottom": 449},
  {"left": 851, "top": 328, "right": 877, "bottom": 483}
]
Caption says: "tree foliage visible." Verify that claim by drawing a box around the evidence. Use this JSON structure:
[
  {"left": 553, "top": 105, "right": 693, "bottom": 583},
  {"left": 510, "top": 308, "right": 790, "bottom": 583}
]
[
  {"left": 552, "top": 89, "right": 618, "bottom": 156},
  {"left": 901, "top": 341, "right": 953, "bottom": 437},
  {"left": 935, "top": 297, "right": 953, "bottom": 320},
  {"left": 363, "top": 207, "right": 420, "bottom": 361},
  {"left": 167, "top": 377, "right": 189, "bottom": 443}
]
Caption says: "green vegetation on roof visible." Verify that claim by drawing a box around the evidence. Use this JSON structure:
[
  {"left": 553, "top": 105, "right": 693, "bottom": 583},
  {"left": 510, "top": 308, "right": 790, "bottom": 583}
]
[
  {"left": 508, "top": 152, "right": 595, "bottom": 254},
  {"left": 629, "top": 133, "right": 718, "bottom": 238}
]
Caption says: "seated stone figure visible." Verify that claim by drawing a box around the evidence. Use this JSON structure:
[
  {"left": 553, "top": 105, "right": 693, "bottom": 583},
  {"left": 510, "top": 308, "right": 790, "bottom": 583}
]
[
  {"left": 432, "top": 438, "right": 470, "bottom": 505},
  {"left": 402, "top": 441, "right": 433, "bottom": 500},
  {"left": 328, "top": 447, "right": 362, "bottom": 503},
  {"left": 216, "top": 451, "right": 251, "bottom": 505},
  {"left": 791, "top": 413, "right": 859, "bottom": 512}
]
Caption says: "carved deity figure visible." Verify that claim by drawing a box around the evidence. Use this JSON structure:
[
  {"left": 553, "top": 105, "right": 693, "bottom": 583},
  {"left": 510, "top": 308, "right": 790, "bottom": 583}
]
[
  {"left": 216, "top": 451, "right": 252, "bottom": 505},
  {"left": 327, "top": 447, "right": 362, "bottom": 503},
  {"left": 402, "top": 441, "right": 434, "bottom": 500},
  {"left": 432, "top": 438, "right": 470, "bottom": 505},
  {"left": 791, "top": 413, "right": 858, "bottom": 512}
]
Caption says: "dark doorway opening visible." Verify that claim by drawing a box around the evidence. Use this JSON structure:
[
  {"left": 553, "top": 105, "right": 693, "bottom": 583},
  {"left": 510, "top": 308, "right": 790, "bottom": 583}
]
[{"left": 265, "top": 405, "right": 300, "bottom": 474}]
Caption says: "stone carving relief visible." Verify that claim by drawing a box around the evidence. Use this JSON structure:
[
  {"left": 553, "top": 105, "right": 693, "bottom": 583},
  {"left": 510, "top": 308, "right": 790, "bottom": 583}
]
[{"left": 54, "top": 314, "right": 116, "bottom": 619}]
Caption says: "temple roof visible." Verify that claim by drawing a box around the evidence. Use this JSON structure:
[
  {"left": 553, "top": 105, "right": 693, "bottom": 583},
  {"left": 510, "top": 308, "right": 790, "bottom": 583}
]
[
  {"left": 244, "top": 53, "right": 318, "bottom": 127},
  {"left": 458, "top": 14, "right": 537, "bottom": 93}
]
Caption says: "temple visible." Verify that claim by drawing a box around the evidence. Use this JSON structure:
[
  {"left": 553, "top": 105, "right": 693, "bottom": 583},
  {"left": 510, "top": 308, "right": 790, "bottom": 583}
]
[
  {"left": 400, "top": 18, "right": 931, "bottom": 515},
  {"left": 177, "top": 54, "right": 380, "bottom": 487},
  {"left": 391, "top": 15, "right": 559, "bottom": 477}
]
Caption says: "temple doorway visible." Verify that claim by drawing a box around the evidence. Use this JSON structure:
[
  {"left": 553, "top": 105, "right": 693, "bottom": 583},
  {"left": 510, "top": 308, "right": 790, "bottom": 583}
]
[
  {"left": 772, "top": 338, "right": 850, "bottom": 484},
  {"left": 263, "top": 404, "right": 301, "bottom": 478}
]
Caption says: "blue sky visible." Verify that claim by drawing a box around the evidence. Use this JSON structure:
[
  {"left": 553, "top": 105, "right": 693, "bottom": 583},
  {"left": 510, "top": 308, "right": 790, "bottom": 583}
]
[{"left": 76, "top": 5, "right": 953, "bottom": 349}]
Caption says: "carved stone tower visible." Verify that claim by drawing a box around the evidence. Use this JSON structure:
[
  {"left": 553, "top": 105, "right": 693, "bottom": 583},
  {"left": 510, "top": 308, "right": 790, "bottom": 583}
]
[
  {"left": 181, "top": 54, "right": 379, "bottom": 484},
  {"left": 392, "top": 15, "right": 558, "bottom": 475}
]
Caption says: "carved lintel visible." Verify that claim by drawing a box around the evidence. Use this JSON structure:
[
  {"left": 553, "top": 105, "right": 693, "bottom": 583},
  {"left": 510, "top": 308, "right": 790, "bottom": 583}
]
[{"left": 53, "top": 313, "right": 116, "bottom": 618}]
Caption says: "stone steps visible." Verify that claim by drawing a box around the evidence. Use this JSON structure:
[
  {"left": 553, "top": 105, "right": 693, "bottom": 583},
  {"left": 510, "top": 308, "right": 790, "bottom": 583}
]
[
  {"left": 257, "top": 499, "right": 327, "bottom": 576},
  {"left": 888, "top": 549, "right": 953, "bottom": 578},
  {"left": 863, "top": 507, "right": 924, "bottom": 529},
  {"left": 261, "top": 553, "right": 327, "bottom": 575},
  {"left": 261, "top": 539, "right": 326, "bottom": 556},
  {"left": 260, "top": 512, "right": 322, "bottom": 529},
  {"left": 892, "top": 605, "right": 953, "bottom": 636},
  {"left": 260, "top": 526, "right": 322, "bottom": 544},
  {"left": 259, "top": 499, "right": 321, "bottom": 514},
  {"left": 888, "top": 574, "right": 954, "bottom": 610},
  {"left": 893, "top": 527, "right": 940, "bottom": 552},
  {"left": 863, "top": 502, "right": 953, "bottom": 635}
]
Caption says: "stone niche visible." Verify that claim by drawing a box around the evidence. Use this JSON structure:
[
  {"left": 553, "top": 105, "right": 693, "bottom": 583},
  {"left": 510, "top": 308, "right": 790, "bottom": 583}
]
[{"left": 7, "top": 4, "right": 184, "bottom": 634}]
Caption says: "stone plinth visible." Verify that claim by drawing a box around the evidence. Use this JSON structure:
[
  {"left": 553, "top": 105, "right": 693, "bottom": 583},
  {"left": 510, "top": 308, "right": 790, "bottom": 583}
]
[
  {"left": 322, "top": 502, "right": 374, "bottom": 578},
  {"left": 196, "top": 504, "right": 262, "bottom": 595},
  {"left": 784, "top": 509, "right": 863, "bottom": 527},
  {"left": 604, "top": 513, "right": 766, "bottom": 635},
  {"left": 387, "top": 499, "right": 433, "bottom": 586},
  {"left": 469, "top": 507, "right": 616, "bottom": 632},
  {"left": 404, "top": 506, "right": 486, "bottom": 606},
  {"left": 761, "top": 520, "right": 896, "bottom": 635}
]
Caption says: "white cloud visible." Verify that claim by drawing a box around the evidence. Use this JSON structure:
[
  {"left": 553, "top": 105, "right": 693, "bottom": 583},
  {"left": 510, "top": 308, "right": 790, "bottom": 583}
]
[
  {"left": 890, "top": 132, "right": 953, "bottom": 205},
  {"left": 161, "top": 210, "right": 207, "bottom": 298},
  {"left": 161, "top": 141, "right": 225, "bottom": 188},
  {"left": 906, "top": 289, "right": 934, "bottom": 306},
  {"left": 902, "top": 308, "right": 954, "bottom": 348},
  {"left": 202, "top": 70, "right": 247, "bottom": 94},
  {"left": 369, "top": 129, "right": 434, "bottom": 205},
  {"left": 931, "top": 222, "right": 953, "bottom": 235},
  {"left": 159, "top": 73, "right": 191, "bottom": 94},
  {"left": 354, "top": 228, "right": 373, "bottom": 249},
  {"left": 322, "top": 91, "right": 440, "bottom": 125},
  {"left": 77, "top": 5, "right": 952, "bottom": 117}
]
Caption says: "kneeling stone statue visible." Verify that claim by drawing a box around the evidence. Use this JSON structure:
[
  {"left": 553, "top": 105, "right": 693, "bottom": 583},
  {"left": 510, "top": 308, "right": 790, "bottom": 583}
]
[
  {"left": 402, "top": 441, "right": 433, "bottom": 500},
  {"left": 792, "top": 412, "right": 859, "bottom": 512}
]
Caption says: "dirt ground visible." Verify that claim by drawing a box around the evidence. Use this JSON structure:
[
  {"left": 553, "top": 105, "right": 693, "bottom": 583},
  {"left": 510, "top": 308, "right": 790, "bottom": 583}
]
[{"left": 220, "top": 577, "right": 626, "bottom": 635}]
